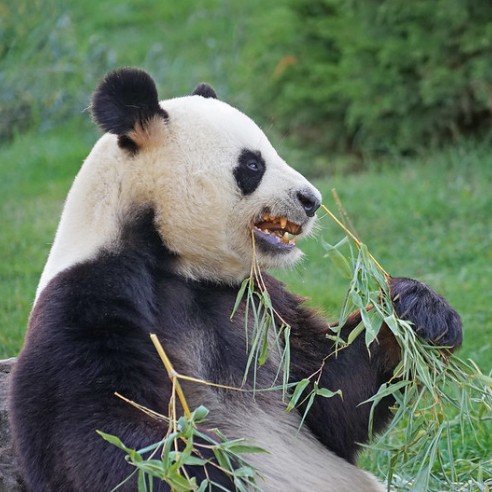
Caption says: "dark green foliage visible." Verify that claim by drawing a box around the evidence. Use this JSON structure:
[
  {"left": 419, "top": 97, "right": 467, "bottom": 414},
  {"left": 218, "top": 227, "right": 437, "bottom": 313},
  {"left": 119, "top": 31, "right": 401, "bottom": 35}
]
[{"left": 253, "top": 0, "right": 492, "bottom": 155}]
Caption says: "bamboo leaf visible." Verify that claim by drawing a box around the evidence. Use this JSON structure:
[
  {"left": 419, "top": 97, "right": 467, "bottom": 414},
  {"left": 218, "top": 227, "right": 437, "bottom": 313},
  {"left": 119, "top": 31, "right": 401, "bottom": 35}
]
[
  {"left": 234, "top": 466, "right": 256, "bottom": 477},
  {"left": 226, "top": 443, "right": 267, "bottom": 454},
  {"left": 197, "top": 480, "right": 209, "bottom": 492},
  {"left": 315, "top": 386, "right": 342, "bottom": 399},
  {"left": 298, "top": 392, "right": 316, "bottom": 429},
  {"left": 347, "top": 321, "right": 365, "bottom": 344},
  {"left": 137, "top": 469, "right": 149, "bottom": 492},
  {"left": 231, "top": 278, "right": 250, "bottom": 319},
  {"left": 166, "top": 473, "right": 197, "bottom": 491},
  {"left": 192, "top": 405, "right": 209, "bottom": 422},
  {"left": 182, "top": 455, "right": 208, "bottom": 466},
  {"left": 286, "top": 378, "right": 310, "bottom": 411},
  {"left": 323, "top": 238, "right": 353, "bottom": 278}
]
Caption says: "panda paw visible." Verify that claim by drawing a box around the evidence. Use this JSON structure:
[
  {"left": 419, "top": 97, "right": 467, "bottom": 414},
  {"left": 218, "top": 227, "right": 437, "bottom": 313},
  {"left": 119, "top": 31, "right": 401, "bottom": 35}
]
[{"left": 389, "top": 277, "right": 462, "bottom": 349}]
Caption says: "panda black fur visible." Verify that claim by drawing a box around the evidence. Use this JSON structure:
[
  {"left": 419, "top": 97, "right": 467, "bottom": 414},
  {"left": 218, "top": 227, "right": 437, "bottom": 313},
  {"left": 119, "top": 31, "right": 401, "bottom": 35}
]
[{"left": 9, "top": 68, "right": 462, "bottom": 492}]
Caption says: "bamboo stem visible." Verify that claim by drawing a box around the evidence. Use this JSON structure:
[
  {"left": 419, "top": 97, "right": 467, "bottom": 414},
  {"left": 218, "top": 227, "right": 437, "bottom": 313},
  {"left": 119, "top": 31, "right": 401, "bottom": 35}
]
[{"left": 150, "top": 334, "right": 192, "bottom": 419}]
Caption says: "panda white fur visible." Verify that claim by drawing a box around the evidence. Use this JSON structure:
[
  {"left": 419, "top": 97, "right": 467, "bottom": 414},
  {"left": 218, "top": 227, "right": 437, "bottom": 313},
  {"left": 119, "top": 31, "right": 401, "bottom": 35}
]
[{"left": 9, "top": 68, "right": 462, "bottom": 491}]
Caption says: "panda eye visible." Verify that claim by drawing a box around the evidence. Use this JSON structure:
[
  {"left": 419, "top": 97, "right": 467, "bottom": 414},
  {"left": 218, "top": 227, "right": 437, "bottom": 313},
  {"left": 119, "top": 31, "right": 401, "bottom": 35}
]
[{"left": 247, "top": 159, "right": 260, "bottom": 172}]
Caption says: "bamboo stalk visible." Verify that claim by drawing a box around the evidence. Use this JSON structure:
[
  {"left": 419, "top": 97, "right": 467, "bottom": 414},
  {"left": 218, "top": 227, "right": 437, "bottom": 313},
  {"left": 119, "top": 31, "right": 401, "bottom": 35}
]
[{"left": 150, "top": 333, "right": 192, "bottom": 419}]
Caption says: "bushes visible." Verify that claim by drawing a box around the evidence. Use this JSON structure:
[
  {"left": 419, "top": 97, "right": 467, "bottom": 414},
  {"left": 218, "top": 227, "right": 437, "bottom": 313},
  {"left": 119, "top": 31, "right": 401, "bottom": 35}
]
[
  {"left": 253, "top": 0, "right": 492, "bottom": 156},
  {"left": 3, "top": 0, "right": 492, "bottom": 156}
]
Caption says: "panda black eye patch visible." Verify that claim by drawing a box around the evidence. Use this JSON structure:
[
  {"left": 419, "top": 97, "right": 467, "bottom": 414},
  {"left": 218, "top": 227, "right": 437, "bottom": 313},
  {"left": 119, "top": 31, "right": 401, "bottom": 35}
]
[{"left": 234, "top": 149, "right": 266, "bottom": 195}]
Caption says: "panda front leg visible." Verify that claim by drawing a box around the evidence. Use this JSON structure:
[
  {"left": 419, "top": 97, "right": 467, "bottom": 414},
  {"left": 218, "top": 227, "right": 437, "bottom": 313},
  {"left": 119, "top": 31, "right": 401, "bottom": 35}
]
[{"left": 288, "top": 276, "right": 462, "bottom": 464}]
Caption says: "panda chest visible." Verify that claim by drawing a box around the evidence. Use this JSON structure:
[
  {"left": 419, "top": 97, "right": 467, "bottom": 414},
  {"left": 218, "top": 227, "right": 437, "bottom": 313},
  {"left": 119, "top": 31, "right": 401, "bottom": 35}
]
[{"left": 154, "top": 282, "right": 285, "bottom": 397}]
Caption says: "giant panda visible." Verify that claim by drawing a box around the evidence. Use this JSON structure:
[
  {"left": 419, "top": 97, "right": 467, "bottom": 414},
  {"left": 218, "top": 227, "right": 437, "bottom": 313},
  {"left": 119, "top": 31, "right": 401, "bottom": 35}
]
[{"left": 9, "top": 68, "right": 462, "bottom": 492}]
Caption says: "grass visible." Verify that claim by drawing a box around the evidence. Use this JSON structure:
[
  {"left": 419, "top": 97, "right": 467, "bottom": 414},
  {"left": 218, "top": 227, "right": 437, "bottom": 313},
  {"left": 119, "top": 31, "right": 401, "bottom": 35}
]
[
  {"left": 1, "top": 0, "right": 491, "bottom": 489},
  {"left": 0, "top": 122, "right": 95, "bottom": 356}
]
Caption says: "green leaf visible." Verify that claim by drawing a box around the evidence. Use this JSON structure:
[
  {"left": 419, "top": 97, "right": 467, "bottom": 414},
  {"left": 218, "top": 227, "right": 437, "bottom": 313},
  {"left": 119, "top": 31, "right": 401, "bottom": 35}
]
[
  {"left": 97, "top": 431, "right": 143, "bottom": 463},
  {"left": 137, "top": 440, "right": 164, "bottom": 456},
  {"left": 197, "top": 480, "right": 210, "bottom": 492},
  {"left": 134, "top": 459, "right": 166, "bottom": 475},
  {"left": 231, "top": 277, "right": 250, "bottom": 319},
  {"left": 383, "top": 314, "right": 401, "bottom": 337},
  {"left": 192, "top": 405, "right": 209, "bottom": 422},
  {"left": 257, "top": 318, "right": 270, "bottom": 366},
  {"left": 182, "top": 455, "right": 208, "bottom": 466},
  {"left": 226, "top": 443, "right": 267, "bottom": 454},
  {"left": 97, "top": 430, "right": 127, "bottom": 450},
  {"left": 347, "top": 321, "right": 365, "bottom": 344},
  {"left": 298, "top": 391, "right": 316, "bottom": 429},
  {"left": 323, "top": 238, "right": 353, "bottom": 278},
  {"left": 234, "top": 466, "right": 256, "bottom": 477},
  {"left": 261, "top": 289, "right": 273, "bottom": 310},
  {"left": 233, "top": 478, "right": 249, "bottom": 492},
  {"left": 361, "top": 308, "right": 383, "bottom": 347},
  {"left": 315, "top": 386, "right": 342, "bottom": 399},
  {"left": 286, "top": 378, "right": 310, "bottom": 411},
  {"left": 212, "top": 448, "right": 233, "bottom": 472},
  {"left": 363, "top": 380, "right": 411, "bottom": 404},
  {"left": 166, "top": 472, "right": 196, "bottom": 492},
  {"left": 475, "top": 372, "right": 492, "bottom": 386},
  {"left": 350, "top": 290, "right": 365, "bottom": 309},
  {"left": 137, "top": 469, "right": 149, "bottom": 492}
]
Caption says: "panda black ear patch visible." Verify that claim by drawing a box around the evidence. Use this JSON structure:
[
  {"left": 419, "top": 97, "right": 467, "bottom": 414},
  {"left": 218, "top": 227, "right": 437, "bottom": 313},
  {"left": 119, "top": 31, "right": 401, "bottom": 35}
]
[
  {"left": 191, "top": 83, "right": 217, "bottom": 99},
  {"left": 91, "top": 68, "right": 168, "bottom": 136}
]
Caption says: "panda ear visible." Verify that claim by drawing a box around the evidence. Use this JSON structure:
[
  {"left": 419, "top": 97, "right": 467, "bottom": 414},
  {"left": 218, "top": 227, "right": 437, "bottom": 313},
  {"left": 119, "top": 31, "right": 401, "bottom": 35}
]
[
  {"left": 191, "top": 83, "right": 217, "bottom": 99},
  {"left": 91, "top": 68, "right": 168, "bottom": 137}
]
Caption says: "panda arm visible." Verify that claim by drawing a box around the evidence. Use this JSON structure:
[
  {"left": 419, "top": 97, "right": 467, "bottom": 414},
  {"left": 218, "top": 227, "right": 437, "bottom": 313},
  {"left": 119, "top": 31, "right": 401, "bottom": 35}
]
[
  {"left": 266, "top": 275, "right": 462, "bottom": 463},
  {"left": 288, "top": 310, "right": 397, "bottom": 463}
]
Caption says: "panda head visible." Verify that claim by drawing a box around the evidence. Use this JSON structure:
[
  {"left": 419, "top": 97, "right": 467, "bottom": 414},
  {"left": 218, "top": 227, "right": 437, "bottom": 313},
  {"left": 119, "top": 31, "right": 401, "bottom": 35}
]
[{"left": 39, "top": 68, "right": 321, "bottom": 291}]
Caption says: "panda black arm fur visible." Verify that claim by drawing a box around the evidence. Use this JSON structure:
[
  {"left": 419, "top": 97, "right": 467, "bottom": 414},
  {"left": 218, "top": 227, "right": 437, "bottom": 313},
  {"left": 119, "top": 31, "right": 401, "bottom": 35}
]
[{"left": 264, "top": 275, "right": 462, "bottom": 464}]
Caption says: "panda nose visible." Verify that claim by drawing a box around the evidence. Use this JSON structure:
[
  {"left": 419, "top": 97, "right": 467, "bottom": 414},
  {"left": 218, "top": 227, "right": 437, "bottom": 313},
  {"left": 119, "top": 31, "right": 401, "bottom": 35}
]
[{"left": 297, "top": 189, "right": 321, "bottom": 217}]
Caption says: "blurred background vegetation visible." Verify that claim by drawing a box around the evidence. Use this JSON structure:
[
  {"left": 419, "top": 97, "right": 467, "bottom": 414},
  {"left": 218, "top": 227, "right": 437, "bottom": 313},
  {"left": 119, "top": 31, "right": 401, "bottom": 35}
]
[
  {"left": 1, "top": 0, "right": 491, "bottom": 488},
  {"left": 3, "top": 0, "right": 492, "bottom": 164}
]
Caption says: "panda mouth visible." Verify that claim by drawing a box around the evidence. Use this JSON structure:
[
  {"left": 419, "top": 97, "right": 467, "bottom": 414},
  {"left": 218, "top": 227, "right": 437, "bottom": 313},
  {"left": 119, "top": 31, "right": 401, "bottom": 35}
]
[{"left": 253, "top": 213, "right": 302, "bottom": 251}]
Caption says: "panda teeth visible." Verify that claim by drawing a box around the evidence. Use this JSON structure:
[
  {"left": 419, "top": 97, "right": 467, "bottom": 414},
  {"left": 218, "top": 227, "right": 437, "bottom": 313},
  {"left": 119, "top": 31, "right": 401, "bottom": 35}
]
[
  {"left": 255, "top": 225, "right": 296, "bottom": 246},
  {"left": 255, "top": 216, "right": 299, "bottom": 246}
]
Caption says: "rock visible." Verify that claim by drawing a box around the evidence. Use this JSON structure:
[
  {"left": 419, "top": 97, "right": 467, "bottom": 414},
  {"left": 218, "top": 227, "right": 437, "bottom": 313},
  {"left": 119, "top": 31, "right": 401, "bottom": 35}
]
[{"left": 0, "top": 358, "right": 24, "bottom": 491}]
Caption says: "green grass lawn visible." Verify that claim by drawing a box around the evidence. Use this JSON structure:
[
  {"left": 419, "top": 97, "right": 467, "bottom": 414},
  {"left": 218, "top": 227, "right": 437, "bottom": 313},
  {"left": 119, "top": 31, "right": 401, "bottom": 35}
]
[{"left": 1, "top": 0, "right": 491, "bottom": 489}]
